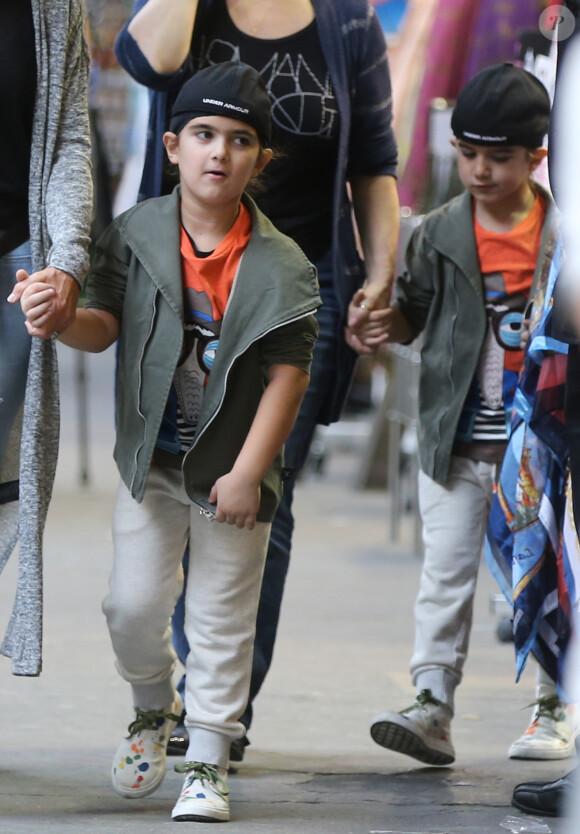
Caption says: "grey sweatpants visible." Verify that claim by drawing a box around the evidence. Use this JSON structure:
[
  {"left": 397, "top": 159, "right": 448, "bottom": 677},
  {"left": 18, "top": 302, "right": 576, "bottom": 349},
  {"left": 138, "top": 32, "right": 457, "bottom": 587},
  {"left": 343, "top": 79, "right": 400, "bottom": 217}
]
[
  {"left": 103, "top": 465, "right": 270, "bottom": 769},
  {"left": 411, "top": 456, "right": 496, "bottom": 709}
]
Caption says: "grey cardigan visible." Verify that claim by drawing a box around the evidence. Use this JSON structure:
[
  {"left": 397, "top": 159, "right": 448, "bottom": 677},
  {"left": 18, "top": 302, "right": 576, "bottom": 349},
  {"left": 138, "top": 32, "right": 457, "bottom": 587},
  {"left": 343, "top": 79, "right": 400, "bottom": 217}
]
[{"left": 0, "top": 0, "right": 93, "bottom": 676}]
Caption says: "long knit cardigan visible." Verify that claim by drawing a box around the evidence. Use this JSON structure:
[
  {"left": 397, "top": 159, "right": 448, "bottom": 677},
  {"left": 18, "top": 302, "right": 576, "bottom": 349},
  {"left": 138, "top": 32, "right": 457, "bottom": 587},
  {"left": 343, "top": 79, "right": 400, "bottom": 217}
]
[{"left": 0, "top": 0, "right": 93, "bottom": 676}]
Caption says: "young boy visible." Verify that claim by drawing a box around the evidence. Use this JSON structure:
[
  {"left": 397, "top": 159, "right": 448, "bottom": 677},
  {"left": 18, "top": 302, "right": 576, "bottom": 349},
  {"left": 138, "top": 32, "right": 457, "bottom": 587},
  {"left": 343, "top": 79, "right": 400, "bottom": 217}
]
[
  {"left": 367, "top": 64, "right": 575, "bottom": 765},
  {"left": 19, "top": 62, "right": 320, "bottom": 822}
]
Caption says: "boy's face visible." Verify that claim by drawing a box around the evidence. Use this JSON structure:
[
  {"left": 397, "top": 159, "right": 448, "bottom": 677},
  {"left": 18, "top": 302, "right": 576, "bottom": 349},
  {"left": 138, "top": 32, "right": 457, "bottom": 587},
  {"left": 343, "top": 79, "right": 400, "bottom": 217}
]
[
  {"left": 163, "top": 115, "right": 272, "bottom": 207},
  {"left": 452, "top": 139, "right": 546, "bottom": 206}
]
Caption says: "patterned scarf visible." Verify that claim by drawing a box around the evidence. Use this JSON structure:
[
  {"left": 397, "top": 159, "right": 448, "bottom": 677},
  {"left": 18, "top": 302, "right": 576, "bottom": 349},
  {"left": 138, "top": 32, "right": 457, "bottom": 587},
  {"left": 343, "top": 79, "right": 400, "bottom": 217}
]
[{"left": 485, "top": 229, "right": 580, "bottom": 694}]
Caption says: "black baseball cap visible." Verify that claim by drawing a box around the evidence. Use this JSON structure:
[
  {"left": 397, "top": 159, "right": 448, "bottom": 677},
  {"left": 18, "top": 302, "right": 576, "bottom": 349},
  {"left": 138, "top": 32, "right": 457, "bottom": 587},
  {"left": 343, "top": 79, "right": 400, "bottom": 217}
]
[
  {"left": 169, "top": 61, "right": 272, "bottom": 146},
  {"left": 451, "top": 63, "right": 550, "bottom": 148}
]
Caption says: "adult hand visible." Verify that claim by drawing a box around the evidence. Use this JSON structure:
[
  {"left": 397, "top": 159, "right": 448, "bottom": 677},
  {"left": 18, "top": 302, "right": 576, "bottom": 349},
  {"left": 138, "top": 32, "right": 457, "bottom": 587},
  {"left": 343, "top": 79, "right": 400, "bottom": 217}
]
[
  {"left": 8, "top": 267, "right": 80, "bottom": 339},
  {"left": 346, "top": 289, "right": 414, "bottom": 353},
  {"left": 345, "top": 288, "right": 391, "bottom": 355}
]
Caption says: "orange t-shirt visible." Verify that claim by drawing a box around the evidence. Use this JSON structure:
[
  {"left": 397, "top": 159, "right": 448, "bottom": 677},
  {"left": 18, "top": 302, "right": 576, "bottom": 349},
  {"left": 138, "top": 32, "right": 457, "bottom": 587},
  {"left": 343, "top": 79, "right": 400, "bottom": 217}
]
[
  {"left": 180, "top": 202, "right": 252, "bottom": 326},
  {"left": 156, "top": 204, "right": 252, "bottom": 455},
  {"left": 474, "top": 195, "right": 545, "bottom": 373}
]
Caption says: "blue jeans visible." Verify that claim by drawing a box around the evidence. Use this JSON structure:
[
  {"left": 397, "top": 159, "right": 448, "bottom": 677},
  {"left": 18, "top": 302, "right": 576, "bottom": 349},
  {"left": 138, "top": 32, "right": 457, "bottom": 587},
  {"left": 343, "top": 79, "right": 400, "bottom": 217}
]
[
  {"left": 173, "top": 253, "right": 343, "bottom": 729},
  {"left": 0, "top": 241, "right": 32, "bottom": 475}
]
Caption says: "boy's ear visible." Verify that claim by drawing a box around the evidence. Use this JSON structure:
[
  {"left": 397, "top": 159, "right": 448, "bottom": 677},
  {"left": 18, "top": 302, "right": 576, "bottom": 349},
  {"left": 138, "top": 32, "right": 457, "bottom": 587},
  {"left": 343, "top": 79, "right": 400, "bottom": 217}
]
[
  {"left": 529, "top": 146, "right": 548, "bottom": 171},
  {"left": 163, "top": 131, "right": 180, "bottom": 164},
  {"left": 253, "top": 147, "right": 274, "bottom": 177}
]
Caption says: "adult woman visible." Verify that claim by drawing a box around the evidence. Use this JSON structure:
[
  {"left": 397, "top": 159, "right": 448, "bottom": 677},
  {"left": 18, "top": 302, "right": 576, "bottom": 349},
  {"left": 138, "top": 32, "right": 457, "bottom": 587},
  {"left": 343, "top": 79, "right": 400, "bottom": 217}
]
[
  {"left": 115, "top": 0, "right": 399, "bottom": 752},
  {"left": 1, "top": 0, "right": 92, "bottom": 676}
]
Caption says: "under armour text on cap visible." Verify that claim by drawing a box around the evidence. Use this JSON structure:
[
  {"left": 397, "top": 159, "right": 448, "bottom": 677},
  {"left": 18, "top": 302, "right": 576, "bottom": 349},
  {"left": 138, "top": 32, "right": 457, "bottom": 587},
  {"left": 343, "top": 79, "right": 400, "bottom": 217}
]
[
  {"left": 169, "top": 61, "right": 272, "bottom": 146},
  {"left": 451, "top": 62, "right": 550, "bottom": 148}
]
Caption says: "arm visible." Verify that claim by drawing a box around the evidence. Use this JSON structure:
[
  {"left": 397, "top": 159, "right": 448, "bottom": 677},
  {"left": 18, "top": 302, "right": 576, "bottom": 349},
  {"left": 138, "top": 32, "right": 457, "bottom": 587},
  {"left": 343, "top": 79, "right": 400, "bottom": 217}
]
[
  {"left": 209, "top": 364, "right": 310, "bottom": 530},
  {"left": 346, "top": 174, "right": 400, "bottom": 354},
  {"left": 339, "top": 7, "right": 400, "bottom": 354},
  {"left": 125, "top": 0, "right": 198, "bottom": 75},
  {"left": 348, "top": 220, "right": 434, "bottom": 349},
  {"left": 57, "top": 308, "right": 119, "bottom": 353},
  {"left": 9, "top": 4, "right": 93, "bottom": 338}
]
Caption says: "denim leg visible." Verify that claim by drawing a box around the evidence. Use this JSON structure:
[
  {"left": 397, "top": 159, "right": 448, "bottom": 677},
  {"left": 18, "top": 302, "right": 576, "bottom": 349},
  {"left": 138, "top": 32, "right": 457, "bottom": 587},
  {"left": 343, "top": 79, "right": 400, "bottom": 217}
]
[
  {"left": 172, "top": 545, "right": 189, "bottom": 704},
  {"left": 0, "top": 242, "right": 32, "bottom": 474},
  {"left": 241, "top": 265, "right": 342, "bottom": 730}
]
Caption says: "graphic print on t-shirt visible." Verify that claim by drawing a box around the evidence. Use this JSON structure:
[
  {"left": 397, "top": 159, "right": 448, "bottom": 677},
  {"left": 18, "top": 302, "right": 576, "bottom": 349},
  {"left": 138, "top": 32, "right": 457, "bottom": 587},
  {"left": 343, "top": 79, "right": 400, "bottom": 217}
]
[
  {"left": 155, "top": 205, "right": 252, "bottom": 456},
  {"left": 455, "top": 195, "right": 546, "bottom": 445},
  {"left": 194, "top": 7, "right": 340, "bottom": 261},
  {"left": 200, "top": 41, "right": 338, "bottom": 139},
  {"left": 474, "top": 272, "right": 529, "bottom": 440},
  {"left": 174, "top": 286, "right": 222, "bottom": 449}
]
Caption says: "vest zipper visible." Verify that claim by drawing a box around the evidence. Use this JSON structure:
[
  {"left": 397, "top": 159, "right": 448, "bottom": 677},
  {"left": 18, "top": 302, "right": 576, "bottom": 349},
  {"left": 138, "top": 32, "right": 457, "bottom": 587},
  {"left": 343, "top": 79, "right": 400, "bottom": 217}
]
[{"left": 129, "top": 290, "right": 159, "bottom": 494}]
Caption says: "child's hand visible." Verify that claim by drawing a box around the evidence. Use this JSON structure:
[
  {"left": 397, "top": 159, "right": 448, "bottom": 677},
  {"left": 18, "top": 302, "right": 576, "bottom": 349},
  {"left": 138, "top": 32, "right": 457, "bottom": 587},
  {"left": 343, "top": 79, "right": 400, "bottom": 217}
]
[
  {"left": 346, "top": 288, "right": 391, "bottom": 354},
  {"left": 8, "top": 266, "right": 79, "bottom": 339},
  {"left": 17, "top": 277, "right": 57, "bottom": 335},
  {"left": 209, "top": 472, "right": 261, "bottom": 530},
  {"left": 346, "top": 290, "right": 414, "bottom": 350},
  {"left": 380, "top": 306, "right": 415, "bottom": 344},
  {"left": 520, "top": 318, "right": 530, "bottom": 349}
]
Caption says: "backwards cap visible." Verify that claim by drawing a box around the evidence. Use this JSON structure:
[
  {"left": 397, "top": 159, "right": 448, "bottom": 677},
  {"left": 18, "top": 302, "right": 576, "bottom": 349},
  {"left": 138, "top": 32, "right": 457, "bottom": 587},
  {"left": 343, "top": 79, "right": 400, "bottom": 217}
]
[
  {"left": 169, "top": 61, "right": 272, "bottom": 146},
  {"left": 451, "top": 62, "right": 550, "bottom": 148}
]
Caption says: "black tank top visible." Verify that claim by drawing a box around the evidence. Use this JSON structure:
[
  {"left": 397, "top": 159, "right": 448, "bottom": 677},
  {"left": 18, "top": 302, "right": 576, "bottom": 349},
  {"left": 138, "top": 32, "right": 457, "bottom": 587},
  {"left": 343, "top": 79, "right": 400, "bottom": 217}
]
[{"left": 198, "top": 0, "right": 340, "bottom": 261}]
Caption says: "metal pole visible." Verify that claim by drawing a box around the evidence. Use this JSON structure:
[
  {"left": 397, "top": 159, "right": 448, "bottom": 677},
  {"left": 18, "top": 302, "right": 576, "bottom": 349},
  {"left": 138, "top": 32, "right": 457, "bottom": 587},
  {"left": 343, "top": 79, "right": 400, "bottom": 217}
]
[{"left": 76, "top": 351, "right": 90, "bottom": 485}]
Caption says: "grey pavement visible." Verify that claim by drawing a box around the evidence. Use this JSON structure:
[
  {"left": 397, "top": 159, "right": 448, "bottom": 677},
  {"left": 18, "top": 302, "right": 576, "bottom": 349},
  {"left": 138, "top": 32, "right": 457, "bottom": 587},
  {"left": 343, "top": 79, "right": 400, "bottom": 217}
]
[{"left": 0, "top": 346, "right": 575, "bottom": 834}]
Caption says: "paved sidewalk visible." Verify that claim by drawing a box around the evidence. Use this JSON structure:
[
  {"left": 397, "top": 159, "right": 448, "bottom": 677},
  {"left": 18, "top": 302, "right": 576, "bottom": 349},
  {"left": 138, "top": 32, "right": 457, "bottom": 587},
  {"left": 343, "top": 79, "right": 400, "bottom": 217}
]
[{"left": 0, "top": 347, "right": 574, "bottom": 833}]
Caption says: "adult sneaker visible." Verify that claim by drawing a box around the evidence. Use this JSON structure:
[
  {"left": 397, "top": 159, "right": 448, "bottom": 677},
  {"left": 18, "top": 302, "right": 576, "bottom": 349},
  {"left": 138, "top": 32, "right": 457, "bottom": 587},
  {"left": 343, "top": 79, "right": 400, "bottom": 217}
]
[
  {"left": 508, "top": 695, "right": 579, "bottom": 760},
  {"left": 171, "top": 761, "right": 230, "bottom": 822},
  {"left": 370, "top": 689, "right": 455, "bottom": 766},
  {"left": 111, "top": 694, "right": 183, "bottom": 798}
]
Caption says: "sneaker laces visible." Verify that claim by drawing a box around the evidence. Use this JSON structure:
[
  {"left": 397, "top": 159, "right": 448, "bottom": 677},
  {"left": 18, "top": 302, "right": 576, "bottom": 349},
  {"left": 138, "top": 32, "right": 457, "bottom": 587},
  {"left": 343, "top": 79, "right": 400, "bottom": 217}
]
[
  {"left": 525, "top": 694, "right": 566, "bottom": 722},
  {"left": 127, "top": 706, "right": 182, "bottom": 736},
  {"left": 175, "top": 761, "right": 229, "bottom": 800},
  {"left": 401, "top": 688, "right": 445, "bottom": 715}
]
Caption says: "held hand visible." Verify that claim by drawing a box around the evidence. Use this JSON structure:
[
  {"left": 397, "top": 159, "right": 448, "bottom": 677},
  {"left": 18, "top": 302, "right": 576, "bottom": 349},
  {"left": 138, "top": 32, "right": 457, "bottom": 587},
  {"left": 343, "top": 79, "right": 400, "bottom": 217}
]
[
  {"left": 8, "top": 267, "right": 80, "bottom": 339},
  {"left": 345, "top": 288, "right": 391, "bottom": 355},
  {"left": 346, "top": 298, "right": 414, "bottom": 353},
  {"left": 209, "top": 472, "right": 261, "bottom": 530},
  {"left": 18, "top": 281, "right": 57, "bottom": 335}
]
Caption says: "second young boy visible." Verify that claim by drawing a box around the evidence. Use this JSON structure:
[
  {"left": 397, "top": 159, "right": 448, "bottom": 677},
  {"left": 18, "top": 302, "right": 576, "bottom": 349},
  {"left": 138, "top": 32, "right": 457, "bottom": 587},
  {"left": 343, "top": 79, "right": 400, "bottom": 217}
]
[{"left": 368, "top": 64, "right": 576, "bottom": 766}]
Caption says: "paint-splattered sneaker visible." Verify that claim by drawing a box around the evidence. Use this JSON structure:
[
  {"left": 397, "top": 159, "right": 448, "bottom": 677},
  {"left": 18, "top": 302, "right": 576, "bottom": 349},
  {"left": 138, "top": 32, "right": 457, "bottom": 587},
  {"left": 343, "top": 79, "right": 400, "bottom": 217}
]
[
  {"left": 111, "top": 694, "right": 183, "bottom": 798},
  {"left": 171, "top": 762, "right": 230, "bottom": 822},
  {"left": 370, "top": 688, "right": 455, "bottom": 766},
  {"left": 508, "top": 695, "right": 579, "bottom": 760}
]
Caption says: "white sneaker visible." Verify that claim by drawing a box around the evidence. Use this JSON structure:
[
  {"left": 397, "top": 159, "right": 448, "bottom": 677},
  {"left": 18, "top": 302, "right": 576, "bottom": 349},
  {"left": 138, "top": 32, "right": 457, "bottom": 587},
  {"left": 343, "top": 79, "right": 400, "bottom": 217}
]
[
  {"left": 370, "top": 689, "right": 455, "bottom": 766},
  {"left": 509, "top": 695, "right": 579, "bottom": 760},
  {"left": 171, "top": 762, "right": 230, "bottom": 822},
  {"left": 111, "top": 694, "right": 183, "bottom": 798}
]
